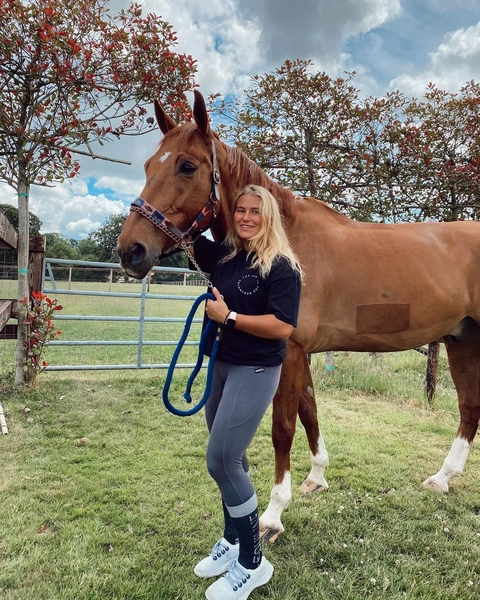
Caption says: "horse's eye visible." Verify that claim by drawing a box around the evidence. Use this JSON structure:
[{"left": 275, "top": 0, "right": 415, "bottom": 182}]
[{"left": 179, "top": 161, "right": 196, "bottom": 175}]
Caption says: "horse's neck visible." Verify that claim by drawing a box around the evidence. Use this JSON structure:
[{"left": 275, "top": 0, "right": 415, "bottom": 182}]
[
  {"left": 217, "top": 142, "right": 355, "bottom": 239},
  {"left": 223, "top": 144, "right": 297, "bottom": 217}
]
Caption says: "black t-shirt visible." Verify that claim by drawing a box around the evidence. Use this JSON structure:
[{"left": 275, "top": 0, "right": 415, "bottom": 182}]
[{"left": 192, "top": 236, "right": 301, "bottom": 367}]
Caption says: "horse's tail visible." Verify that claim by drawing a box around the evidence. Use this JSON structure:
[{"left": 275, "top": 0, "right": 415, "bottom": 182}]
[{"left": 425, "top": 340, "right": 441, "bottom": 403}]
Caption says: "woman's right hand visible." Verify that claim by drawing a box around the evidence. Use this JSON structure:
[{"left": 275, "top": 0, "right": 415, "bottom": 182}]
[{"left": 206, "top": 287, "right": 230, "bottom": 324}]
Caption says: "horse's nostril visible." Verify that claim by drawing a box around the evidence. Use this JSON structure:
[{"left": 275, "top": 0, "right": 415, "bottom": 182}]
[{"left": 130, "top": 242, "right": 147, "bottom": 266}]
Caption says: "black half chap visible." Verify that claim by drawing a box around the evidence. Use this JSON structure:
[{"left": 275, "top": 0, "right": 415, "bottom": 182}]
[{"left": 205, "top": 360, "right": 282, "bottom": 517}]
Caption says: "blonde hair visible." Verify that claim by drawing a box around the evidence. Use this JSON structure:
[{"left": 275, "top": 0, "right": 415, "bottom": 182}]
[{"left": 221, "top": 185, "right": 303, "bottom": 279}]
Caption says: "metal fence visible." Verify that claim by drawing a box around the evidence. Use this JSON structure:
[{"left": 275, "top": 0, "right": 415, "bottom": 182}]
[{"left": 43, "top": 258, "right": 206, "bottom": 371}]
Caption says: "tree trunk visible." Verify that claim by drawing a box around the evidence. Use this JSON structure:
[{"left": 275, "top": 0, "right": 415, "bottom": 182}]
[{"left": 15, "top": 178, "right": 30, "bottom": 386}]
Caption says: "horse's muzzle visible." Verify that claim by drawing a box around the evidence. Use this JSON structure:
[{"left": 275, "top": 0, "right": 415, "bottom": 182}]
[{"left": 117, "top": 241, "right": 151, "bottom": 279}]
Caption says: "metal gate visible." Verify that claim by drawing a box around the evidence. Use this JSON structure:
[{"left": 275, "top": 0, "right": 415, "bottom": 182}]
[{"left": 43, "top": 258, "right": 205, "bottom": 371}]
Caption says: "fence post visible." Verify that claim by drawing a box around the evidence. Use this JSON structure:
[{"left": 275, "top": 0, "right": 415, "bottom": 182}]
[
  {"left": 325, "top": 350, "right": 335, "bottom": 373},
  {"left": 0, "top": 213, "right": 18, "bottom": 341},
  {"left": 29, "top": 236, "right": 45, "bottom": 294}
]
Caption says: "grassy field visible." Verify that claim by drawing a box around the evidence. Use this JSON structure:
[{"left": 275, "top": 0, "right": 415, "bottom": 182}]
[{"left": 1, "top": 281, "right": 479, "bottom": 599}]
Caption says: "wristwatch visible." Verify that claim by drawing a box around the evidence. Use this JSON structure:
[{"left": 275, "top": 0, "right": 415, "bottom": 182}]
[{"left": 225, "top": 311, "right": 237, "bottom": 329}]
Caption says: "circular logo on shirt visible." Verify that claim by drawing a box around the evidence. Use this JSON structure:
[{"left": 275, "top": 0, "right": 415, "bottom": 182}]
[{"left": 237, "top": 274, "right": 260, "bottom": 296}]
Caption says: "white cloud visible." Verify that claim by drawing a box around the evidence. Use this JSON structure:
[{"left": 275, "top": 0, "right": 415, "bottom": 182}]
[
  {"left": 234, "top": 0, "right": 401, "bottom": 71},
  {"left": 93, "top": 175, "right": 145, "bottom": 198},
  {"left": 3, "top": 1, "right": 480, "bottom": 239},
  {"left": 0, "top": 180, "right": 127, "bottom": 239},
  {"left": 390, "top": 21, "right": 480, "bottom": 95},
  {"left": 65, "top": 218, "right": 102, "bottom": 236},
  {"left": 138, "top": 0, "right": 262, "bottom": 95}
]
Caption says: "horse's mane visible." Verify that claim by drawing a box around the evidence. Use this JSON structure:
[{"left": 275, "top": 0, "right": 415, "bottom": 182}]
[
  {"left": 160, "top": 123, "right": 298, "bottom": 218},
  {"left": 223, "top": 144, "right": 298, "bottom": 219}
]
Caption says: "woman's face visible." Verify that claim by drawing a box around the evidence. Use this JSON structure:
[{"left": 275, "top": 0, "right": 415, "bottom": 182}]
[{"left": 233, "top": 194, "right": 263, "bottom": 249}]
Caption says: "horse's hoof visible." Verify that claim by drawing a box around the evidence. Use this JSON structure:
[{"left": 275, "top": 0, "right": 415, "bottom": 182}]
[
  {"left": 260, "top": 527, "right": 283, "bottom": 544},
  {"left": 299, "top": 478, "right": 329, "bottom": 494},
  {"left": 422, "top": 477, "right": 448, "bottom": 493}
]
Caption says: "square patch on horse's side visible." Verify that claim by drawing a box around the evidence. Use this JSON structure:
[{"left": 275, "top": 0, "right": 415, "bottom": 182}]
[{"left": 356, "top": 303, "right": 410, "bottom": 334}]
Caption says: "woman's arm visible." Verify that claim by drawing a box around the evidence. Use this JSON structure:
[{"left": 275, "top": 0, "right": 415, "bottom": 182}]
[{"left": 206, "top": 287, "right": 294, "bottom": 340}]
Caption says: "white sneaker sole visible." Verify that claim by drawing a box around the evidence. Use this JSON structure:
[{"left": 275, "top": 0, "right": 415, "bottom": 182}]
[
  {"left": 205, "top": 560, "right": 274, "bottom": 600},
  {"left": 194, "top": 558, "right": 236, "bottom": 578}
]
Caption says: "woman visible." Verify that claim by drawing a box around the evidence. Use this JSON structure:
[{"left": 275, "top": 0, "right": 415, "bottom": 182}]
[{"left": 191, "top": 184, "right": 302, "bottom": 600}]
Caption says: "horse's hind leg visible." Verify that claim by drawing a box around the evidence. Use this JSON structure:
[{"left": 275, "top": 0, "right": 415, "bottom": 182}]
[
  {"left": 298, "top": 356, "right": 329, "bottom": 494},
  {"left": 260, "top": 338, "right": 304, "bottom": 543},
  {"left": 423, "top": 330, "right": 480, "bottom": 492}
]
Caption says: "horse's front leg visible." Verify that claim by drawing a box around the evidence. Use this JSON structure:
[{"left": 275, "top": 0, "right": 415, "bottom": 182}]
[{"left": 260, "top": 339, "right": 304, "bottom": 543}]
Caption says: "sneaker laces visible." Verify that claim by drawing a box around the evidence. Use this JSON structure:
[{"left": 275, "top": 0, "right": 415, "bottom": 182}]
[
  {"left": 210, "top": 539, "right": 233, "bottom": 562},
  {"left": 224, "top": 561, "right": 251, "bottom": 591}
]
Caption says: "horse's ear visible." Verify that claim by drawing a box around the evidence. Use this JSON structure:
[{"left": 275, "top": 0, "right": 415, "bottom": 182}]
[
  {"left": 154, "top": 99, "right": 177, "bottom": 134},
  {"left": 193, "top": 90, "right": 211, "bottom": 138}
]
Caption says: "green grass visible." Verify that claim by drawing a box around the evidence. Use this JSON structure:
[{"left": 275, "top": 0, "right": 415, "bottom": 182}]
[{"left": 1, "top": 281, "right": 479, "bottom": 599}]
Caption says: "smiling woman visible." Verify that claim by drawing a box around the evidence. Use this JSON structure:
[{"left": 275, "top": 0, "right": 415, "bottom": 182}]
[
  {"left": 186, "top": 184, "right": 303, "bottom": 600},
  {"left": 233, "top": 193, "right": 263, "bottom": 246}
]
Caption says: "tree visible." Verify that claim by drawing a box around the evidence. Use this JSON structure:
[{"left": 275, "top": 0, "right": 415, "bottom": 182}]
[
  {"left": 211, "top": 60, "right": 407, "bottom": 221},
  {"left": 211, "top": 59, "right": 360, "bottom": 205},
  {"left": 211, "top": 60, "right": 480, "bottom": 224},
  {"left": 330, "top": 91, "right": 415, "bottom": 222},
  {"left": 44, "top": 232, "right": 78, "bottom": 259},
  {"left": 90, "top": 213, "right": 126, "bottom": 262},
  {"left": 396, "top": 82, "right": 480, "bottom": 222},
  {"left": 0, "top": 203, "right": 42, "bottom": 235},
  {"left": 75, "top": 238, "right": 102, "bottom": 263},
  {"left": 89, "top": 212, "right": 188, "bottom": 272},
  {"left": 0, "top": 0, "right": 197, "bottom": 384},
  {"left": 0, "top": 0, "right": 197, "bottom": 190}
]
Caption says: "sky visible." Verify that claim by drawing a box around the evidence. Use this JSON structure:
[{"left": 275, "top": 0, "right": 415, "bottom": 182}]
[{"left": 3, "top": 0, "right": 480, "bottom": 239}]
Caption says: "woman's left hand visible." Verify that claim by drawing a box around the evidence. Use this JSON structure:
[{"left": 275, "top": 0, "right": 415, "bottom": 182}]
[{"left": 206, "top": 287, "right": 230, "bottom": 324}]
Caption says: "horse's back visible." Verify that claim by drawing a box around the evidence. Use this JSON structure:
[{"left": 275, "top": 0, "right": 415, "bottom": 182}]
[{"left": 289, "top": 199, "right": 480, "bottom": 353}]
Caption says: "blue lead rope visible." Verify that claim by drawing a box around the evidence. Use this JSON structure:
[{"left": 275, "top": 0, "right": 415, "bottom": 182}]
[{"left": 163, "top": 292, "right": 222, "bottom": 416}]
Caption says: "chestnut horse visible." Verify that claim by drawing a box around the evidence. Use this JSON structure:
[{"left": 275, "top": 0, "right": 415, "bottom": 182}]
[{"left": 117, "top": 90, "right": 480, "bottom": 542}]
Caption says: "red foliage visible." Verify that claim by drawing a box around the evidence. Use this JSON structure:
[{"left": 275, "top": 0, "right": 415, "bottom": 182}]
[
  {"left": 0, "top": 0, "right": 197, "bottom": 190},
  {"left": 21, "top": 292, "right": 63, "bottom": 374}
]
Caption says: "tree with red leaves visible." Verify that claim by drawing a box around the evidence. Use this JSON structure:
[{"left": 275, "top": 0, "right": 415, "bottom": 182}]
[
  {"left": 0, "top": 0, "right": 196, "bottom": 190},
  {"left": 0, "top": 0, "right": 197, "bottom": 384},
  {"left": 211, "top": 60, "right": 480, "bottom": 224}
]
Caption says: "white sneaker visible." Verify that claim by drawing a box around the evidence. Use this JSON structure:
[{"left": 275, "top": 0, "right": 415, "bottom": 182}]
[
  {"left": 205, "top": 556, "right": 274, "bottom": 600},
  {"left": 194, "top": 538, "right": 240, "bottom": 578}
]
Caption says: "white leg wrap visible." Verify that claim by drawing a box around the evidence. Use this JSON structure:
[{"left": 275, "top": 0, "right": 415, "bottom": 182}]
[
  {"left": 260, "top": 471, "right": 292, "bottom": 534},
  {"left": 307, "top": 432, "right": 329, "bottom": 487},
  {"left": 424, "top": 436, "right": 471, "bottom": 492}
]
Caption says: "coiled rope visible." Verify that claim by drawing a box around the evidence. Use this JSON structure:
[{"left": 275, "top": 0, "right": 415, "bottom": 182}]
[{"left": 163, "top": 292, "right": 222, "bottom": 416}]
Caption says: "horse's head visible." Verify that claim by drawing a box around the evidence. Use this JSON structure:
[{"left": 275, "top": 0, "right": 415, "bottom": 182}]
[{"left": 117, "top": 90, "right": 228, "bottom": 279}]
